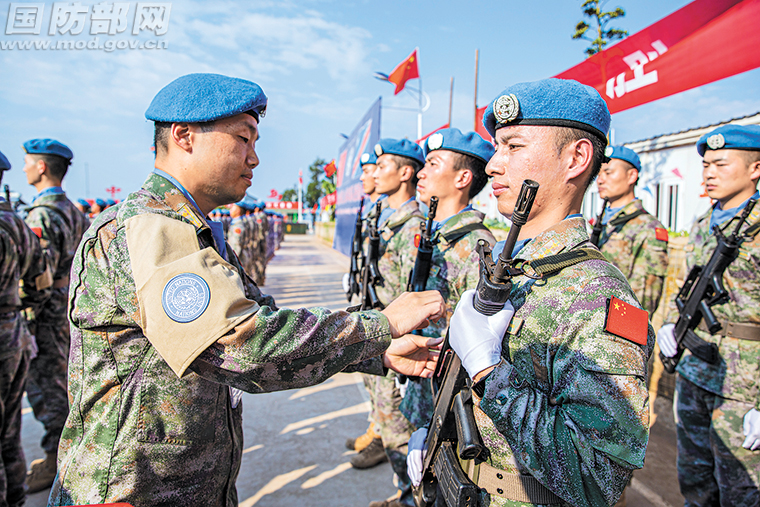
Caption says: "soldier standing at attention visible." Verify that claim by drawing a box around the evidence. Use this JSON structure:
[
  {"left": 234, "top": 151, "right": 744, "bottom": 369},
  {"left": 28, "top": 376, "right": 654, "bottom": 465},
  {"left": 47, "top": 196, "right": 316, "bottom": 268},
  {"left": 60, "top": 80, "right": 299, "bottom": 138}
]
[
  {"left": 658, "top": 124, "right": 760, "bottom": 506},
  {"left": 20, "top": 139, "right": 89, "bottom": 493},
  {"left": 254, "top": 203, "right": 269, "bottom": 285},
  {"left": 226, "top": 198, "right": 252, "bottom": 279},
  {"left": 594, "top": 145, "right": 669, "bottom": 315},
  {"left": 49, "top": 73, "right": 445, "bottom": 507},
  {"left": 368, "top": 128, "right": 496, "bottom": 507},
  {"left": 0, "top": 150, "right": 52, "bottom": 507},
  {"left": 407, "top": 79, "right": 655, "bottom": 507}
]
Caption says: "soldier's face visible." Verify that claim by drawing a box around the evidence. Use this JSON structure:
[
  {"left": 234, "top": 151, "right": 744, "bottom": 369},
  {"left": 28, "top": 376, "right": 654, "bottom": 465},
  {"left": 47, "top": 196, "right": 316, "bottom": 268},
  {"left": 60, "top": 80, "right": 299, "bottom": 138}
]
[
  {"left": 702, "top": 149, "right": 760, "bottom": 207},
  {"left": 373, "top": 154, "right": 403, "bottom": 195},
  {"left": 192, "top": 113, "right": 260, "bottom": 207},
  {"left": 418, "top": 150, "right": 460, "bottom": 205},
  {"left": 596, "top": 159, "right": 637, "bottom": 200},
  {"left": 486, "top": 125, "right": 565, "bottom": 219},
  {"left": 22, "top": 155, "right": 43, "bottom": 185},
  {"left": 360, "top": 164, "right": 376, "bottom": 194}
]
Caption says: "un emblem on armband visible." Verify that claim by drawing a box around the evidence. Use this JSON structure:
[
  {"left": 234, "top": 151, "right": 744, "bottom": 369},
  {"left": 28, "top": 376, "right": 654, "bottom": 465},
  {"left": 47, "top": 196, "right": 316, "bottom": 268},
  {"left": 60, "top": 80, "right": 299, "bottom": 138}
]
[
  {"left": 493, "top": 94, "right": 520, "bottom": 124},
  {"left": 162, "top": 273, "right": 211, "bottom": 323},
  {"left": 707, "top": 134, "right": 725, "bottom": 150}
]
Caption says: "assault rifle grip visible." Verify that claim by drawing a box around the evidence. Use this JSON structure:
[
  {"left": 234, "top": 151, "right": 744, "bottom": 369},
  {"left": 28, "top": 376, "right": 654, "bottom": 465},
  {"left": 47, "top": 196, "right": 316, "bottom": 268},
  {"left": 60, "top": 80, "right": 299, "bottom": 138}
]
[{"left": 589, "top": 198, "right": 609, "bottom": 247}]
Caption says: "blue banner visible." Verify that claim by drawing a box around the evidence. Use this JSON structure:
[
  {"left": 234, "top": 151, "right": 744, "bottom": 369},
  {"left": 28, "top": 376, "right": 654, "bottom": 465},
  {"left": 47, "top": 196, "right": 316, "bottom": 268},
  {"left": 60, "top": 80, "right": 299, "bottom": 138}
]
[{"left": 333, "top": 98, "right": 381, "bottom": 256}]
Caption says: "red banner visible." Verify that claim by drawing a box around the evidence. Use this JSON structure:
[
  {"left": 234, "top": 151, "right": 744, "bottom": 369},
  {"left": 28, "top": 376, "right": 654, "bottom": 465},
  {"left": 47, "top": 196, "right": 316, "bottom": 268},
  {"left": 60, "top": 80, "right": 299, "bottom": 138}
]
[
  {"left": 475, "top": 106, "right": 489, "bottom": 141},
  {"left": 415, "top": 123, "right": 449, "bottom": 144},
  {"left": 266, "top": 201, "right": 298, "bottom": 210},
  {"left": 555, "top": 0, "right": 760, "bottom": 114}
]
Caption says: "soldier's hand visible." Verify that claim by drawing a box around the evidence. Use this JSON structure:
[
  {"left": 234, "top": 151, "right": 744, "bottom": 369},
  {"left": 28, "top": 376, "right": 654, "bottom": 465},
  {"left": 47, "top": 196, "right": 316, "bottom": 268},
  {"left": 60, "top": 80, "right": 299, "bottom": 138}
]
[
  {"left": 742, "top": 408, "right": 760, "bottom": 451},
  {"left": 383, "top": 334, "right": 442, "bottom": 378},
  {"left": 657, "top": 323, "right": 677, "bottom": 357},
  {"left": 381, "top": 290, "right": 445, "bottom": 338}
]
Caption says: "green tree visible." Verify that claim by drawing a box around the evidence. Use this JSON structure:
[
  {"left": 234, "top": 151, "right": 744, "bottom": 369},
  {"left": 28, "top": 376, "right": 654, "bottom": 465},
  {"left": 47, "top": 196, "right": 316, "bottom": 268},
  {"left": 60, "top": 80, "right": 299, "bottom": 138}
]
[
  {"left": 278, "top": 157, "right": 336, "bottom": 214},
  {"left": 572, "top": 0, "right": 628, "bottom": 56},
  {"left": 281, "top": 187, "right": 297, "bottom": 201}
]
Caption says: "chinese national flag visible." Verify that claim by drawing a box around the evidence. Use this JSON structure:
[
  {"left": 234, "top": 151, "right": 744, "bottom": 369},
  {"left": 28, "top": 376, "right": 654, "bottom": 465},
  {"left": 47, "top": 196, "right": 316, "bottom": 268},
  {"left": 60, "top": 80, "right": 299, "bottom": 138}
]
[
  {"left": 474, "top": 106, "right": 490, "bottom": 142},
  {"left": 324, "top": 159, "right": 337, "bottom": 177},
  {"left": 388, "top": 49, "right": 420, "bottom": 95},
  {"left": 604, "top": 296, "right": 649, "bottom": 345}
]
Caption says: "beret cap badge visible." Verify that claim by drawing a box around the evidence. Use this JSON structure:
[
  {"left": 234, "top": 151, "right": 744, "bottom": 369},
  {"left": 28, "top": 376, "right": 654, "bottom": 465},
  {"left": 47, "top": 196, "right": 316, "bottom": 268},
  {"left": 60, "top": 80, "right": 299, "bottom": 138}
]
[
  {"left": 605, "top": 146, "right": 614, "bottom": 157},
  {"left": 374, "top": 144, "right": 384, "bottom": 157},
  {"left": 360, "top": 153, "right": 370, "bottom": 164},
  {"left": 493, "top": 94, "right": 520, "bottom": 124},
  {"left": 707, "top": 133, "right": 726, "bottom": 150},
  {"left": 427, "top": 133, "right": 444, "bottom": 151}
]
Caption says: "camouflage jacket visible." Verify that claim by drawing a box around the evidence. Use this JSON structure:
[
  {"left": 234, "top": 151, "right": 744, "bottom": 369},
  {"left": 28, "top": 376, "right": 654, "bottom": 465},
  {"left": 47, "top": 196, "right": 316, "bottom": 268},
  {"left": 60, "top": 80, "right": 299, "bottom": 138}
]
[
  {"left": 474, "top": 217, "right": 653, "bottom": 507},
  {"left": 24, "top": 190, "right": 88, "bottom": 321},
  {"left": 375, "top": 199, "right": 425, "bottom": 306},
  {"left": 0, "top": 200, "right": 51, "bottom": 352},
  {"left": 226, "top": 217, "right": 251, "bottom": 275},
  {"left": 50, "top": 173, "right": 391, "bottom": 507},
  {"left": 598, "top": 199, "right": 668, "bottom": 315},
  {"left": 665, "top": 204, "right": 760, "bottom": 409},
  {"left": 400, "top": 208, "right": 495, "bottom": 429}
]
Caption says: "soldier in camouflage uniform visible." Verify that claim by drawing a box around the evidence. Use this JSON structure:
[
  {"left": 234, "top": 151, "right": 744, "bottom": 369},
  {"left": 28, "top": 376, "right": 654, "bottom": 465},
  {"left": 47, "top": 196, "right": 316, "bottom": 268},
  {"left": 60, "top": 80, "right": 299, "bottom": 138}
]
[
  {"left": 20, "top": 139, "right": 89, "bottom": 493},
  {"left": 408, "top": 79, "right": 655, "bottom": 507},
  {"left": 49, "top": 73, "right": 445, "bottom": 507},
  {"left": 242, "top": 204, "right": 261, "bottom": 283},
  {"left": 226, "top": 199, "right": 252, "bottom": 278},
  {"left": 659, "top": 124, "right": 760, "bottom": 506},
  {"left": 254, "top": 204, "right": 269, "bottom": 285},
  {"left": 594, "top": 145, "right": 669, "bottom": 315},
  {"left": 0, "top": 151, "right": 52, "bottom": 507}
]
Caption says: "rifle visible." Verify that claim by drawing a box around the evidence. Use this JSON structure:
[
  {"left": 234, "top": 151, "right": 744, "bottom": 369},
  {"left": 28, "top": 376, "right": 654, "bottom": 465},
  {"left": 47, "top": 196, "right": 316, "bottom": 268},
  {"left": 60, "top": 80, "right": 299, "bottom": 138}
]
[
  {"left": 589, "top": 198, "right": 609, "bottom": 247},
  {"left": 660, "top": 199, "right": 757, "bottom": 373},
  {"left": 414, "top": 180, "right": 539, "bottom": 507},
  {"left": 407, "top": 196, "right": 439, "bottom": 294},
  {"left": 346, "top": 197, "right": 365, "bottom": 302},
  {"left": 3, "top": 185, "right": 9, "bottom": 204},
  {"left": 360, "top": 200, "right": 385, "bottom": 310}
]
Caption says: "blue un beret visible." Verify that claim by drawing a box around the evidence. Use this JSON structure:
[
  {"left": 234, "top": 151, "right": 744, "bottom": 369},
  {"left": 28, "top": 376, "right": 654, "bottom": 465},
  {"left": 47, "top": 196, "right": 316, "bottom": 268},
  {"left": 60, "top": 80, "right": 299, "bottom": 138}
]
[
  {"left": 605, "top": 145, "right": 641, "bottom": 171},
  {"left": 77, "top": 198, "right": 91, "bottom": 210},
  {"left": 95, "top": 198, "right": 107, "bottom": 207},
  {"left": 483, "top": 78, "right": 611, "bottom": 142},
  {"left": 696, "top": 124, "right": 760, "bottom": 157},
  {"left": 374, "top": 138, "right": 425, "bottom": 165},
  {"left": 22, "top": 139, "right": 73, "bottom": 162},
  {"left": 0, "top": 150, "right": 10, "bottom": 171},
  {"left": 423, "top": 128, "right": 495, "bottom": 164},
  {"left": 145, "top": 73, "right": 268, "bottom": 124},
  {"left": 360, "top": 151, "right": 378, "bottom": 166}
]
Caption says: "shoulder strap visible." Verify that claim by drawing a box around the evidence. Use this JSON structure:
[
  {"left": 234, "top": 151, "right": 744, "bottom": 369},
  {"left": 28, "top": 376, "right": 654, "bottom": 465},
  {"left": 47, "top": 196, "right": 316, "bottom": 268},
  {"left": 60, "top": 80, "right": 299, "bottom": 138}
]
[
  {"left": 441, "top": 222, "right": 490, "bottom": 244},
  {"left": 524, "top": 248, "right": 607, "bottom": 278},
  {"left": 743, "top": 218, "right": 760, "bottom": 238},
  {"left": 30, "top": 204, "right": 72, "bottom": 230},
  {"left": 608, "top": 208, "right": 647, "bottom": 228},
  {"left": 386, "top": 212, "right": 419, "bottom": 231}
]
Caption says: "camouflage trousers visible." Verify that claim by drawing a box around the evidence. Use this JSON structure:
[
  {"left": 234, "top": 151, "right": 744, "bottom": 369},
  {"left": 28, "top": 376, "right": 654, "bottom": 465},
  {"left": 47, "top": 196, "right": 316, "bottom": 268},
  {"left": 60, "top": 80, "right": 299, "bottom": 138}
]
[
  {"left": 675, "top": 375, "right": 760, "bottom": 507},
  {"left": 26, "top": 318, "right": 70, "bottom": 454},
  {"left": 0, "top": 313, "right": 31, "bottom": 507},
  {"left": 363, "top": 371, "right": 415, "bottom": 505}
]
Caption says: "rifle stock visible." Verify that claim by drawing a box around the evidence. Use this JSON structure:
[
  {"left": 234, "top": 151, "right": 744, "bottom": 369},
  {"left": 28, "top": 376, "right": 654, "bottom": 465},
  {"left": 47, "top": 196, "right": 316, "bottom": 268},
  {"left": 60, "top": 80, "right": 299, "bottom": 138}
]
[
  {"left": 589, "top": 198, "right": 609, "bottom": 247},
  {"left": 360, "top": 200, "right": 385, "bottom": 310},
  {"left": 346, "top": 198, "right": 365, "bottom": 302},
  {"left": 660, "top": 198, "right": 757, "bottom": 373}
]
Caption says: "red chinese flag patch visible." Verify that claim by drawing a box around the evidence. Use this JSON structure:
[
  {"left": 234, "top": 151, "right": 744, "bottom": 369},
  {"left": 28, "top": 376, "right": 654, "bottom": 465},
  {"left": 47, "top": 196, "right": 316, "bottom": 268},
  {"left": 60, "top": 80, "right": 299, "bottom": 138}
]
[
  {"left": 655, "top": 228, "right": 669, "bottom": 242},
  {"left": 605, "top": 296, "right": 648, "bottom": 345},
  {"left": 31, "top": 227, "right": 43, "bottom": 238},
  {"left": 414, "top": 233, "right": 421, "bottom": 248},
  {"left": 234, "top": 228, "right": 242, "bottom": 234}
]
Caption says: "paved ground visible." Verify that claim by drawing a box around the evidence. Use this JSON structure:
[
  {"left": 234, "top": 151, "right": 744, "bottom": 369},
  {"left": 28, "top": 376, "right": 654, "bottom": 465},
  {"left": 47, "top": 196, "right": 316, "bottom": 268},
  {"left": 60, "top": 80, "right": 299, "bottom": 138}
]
[{"left": 20, "top": 234, "right": 684, "bottom": 506}]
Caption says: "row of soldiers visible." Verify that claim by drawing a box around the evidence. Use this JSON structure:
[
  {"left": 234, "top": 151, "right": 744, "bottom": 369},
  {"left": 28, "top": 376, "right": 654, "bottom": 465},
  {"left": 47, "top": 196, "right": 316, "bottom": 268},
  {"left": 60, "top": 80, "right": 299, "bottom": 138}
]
[
  {"left": 344, "top": 107, "right": 760, "bottom": 505},
  {"left": 0, "top": 138, "right": 88, "bottom": 506}
]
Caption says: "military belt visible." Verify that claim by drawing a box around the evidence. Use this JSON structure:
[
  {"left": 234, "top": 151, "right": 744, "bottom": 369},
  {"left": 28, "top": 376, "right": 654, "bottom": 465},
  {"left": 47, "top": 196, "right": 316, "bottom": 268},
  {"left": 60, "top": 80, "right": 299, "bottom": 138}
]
[
  {"left": 465, "top": 460, "right": 563, "bottom": 504},
  {"left": 53, "top": 276, "right": 70, "bottom": 289},
  {"left": 698, "top": 319, "right": 760, "bottom": 341}
]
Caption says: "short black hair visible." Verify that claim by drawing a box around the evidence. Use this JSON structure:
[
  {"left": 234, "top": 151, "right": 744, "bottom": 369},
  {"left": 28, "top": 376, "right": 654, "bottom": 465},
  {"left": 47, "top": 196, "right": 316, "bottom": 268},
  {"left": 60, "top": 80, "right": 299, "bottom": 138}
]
[
  {"left": 388, "top": 154, "right": 423, "bottom": 186},
  {"left": 30, "top": 154, "right": 70, "bottom": 181},
  {"left": 740, "top": 149, "right": 760, "bottom": 166},
  {"left": 154, "top": 121, "right": 216, "bottom": 157},
  {"left": 553, "top": 127, "right": 606, "bottom": 190},
  {"left": 449, "top": 152, "right": 488, "bottom": 199}
]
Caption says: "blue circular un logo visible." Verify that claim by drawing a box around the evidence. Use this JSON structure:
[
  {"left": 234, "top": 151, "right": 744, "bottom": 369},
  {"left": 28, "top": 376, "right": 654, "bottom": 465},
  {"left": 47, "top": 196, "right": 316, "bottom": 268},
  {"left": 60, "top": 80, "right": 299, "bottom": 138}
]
[{"left": 162, "top": 273, "right": 211, "bottom": 323}]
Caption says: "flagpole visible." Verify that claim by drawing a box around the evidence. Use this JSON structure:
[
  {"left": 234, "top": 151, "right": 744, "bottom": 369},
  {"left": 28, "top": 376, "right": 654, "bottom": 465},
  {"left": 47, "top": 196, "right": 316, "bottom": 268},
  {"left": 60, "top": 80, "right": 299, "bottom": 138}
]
[
  {"left": 417, "top": 47, "right": 422, "bottom": 140},
  {"left": 448, "top": 76, "right": 454, "bottom": 127},
  {"left": 474, "top": 49, "right": 479, "bottom": 131}
]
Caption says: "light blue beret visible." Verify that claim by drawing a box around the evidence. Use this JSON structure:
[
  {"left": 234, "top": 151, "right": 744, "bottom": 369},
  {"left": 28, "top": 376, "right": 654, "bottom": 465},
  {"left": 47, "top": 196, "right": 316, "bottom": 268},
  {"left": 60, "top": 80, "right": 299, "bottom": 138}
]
[
  {"left": 374, "top": 138, "right": 425, "bottom": 165},
  {"left": 145, "top": 73, "right": 268, "bottom": 123},
  {"left": 697, "top": 124, "right": 760, "bottom": 156},
  {"left": 22, "top": 139, "right": 73, "bottom": 162},
  {"left": 77, "top": 198, "right": 91, "bottom": 210},
  {"left": 106, "top": 199, "right": 116, "bottom": 206},
  {"left": 605, "top": 145, "right": 641, "bottom": 171},
  {"left": 423, "top": 128, "right": 495, "bottom": 164},
  {"left": 360, "top": 151, "right": 378, "bottom": 166},
  {"left": 95, "top": 198, "right": 107, "bottom": 207},
  {"left": 0, "top": 150, "right": 10, "bottom": 171},
  {"left": 483, "top": 78, "right": 610, "bottom": 142}
]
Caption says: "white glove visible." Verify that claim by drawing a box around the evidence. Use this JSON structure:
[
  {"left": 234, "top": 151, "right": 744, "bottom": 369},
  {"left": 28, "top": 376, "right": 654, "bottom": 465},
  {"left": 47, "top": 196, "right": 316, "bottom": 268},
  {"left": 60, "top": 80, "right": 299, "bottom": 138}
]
[
  {"left": 394, "top": 375, "right": 408, "bottom": 398},
  {"left": 657, "top": 323, "right": 678, "bottom": 358},
  {"left": 742, "top": 408, "right": 760, "bottom": 451},
  {"left": 342, "top": 273, "right": 350, "bottom": 294},
  {"left": 406, "top": 427, "right": 428, "bottom": 487},
  {"left": 449, "top": 289, "right": 514, "bottom": 379}
]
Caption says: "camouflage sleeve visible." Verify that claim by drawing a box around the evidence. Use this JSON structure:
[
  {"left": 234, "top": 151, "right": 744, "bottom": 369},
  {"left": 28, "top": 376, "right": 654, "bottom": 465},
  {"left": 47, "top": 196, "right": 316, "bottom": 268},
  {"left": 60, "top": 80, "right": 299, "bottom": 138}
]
[
  {"left": 478, "top": 276, "right": 651, "bottom": 507},
  {"left": 630, "top": 229, "right": 668, "bottom": 316},
  {"left": 25, "top": 207, "right": 64, "bottom": 272},
  {"left": 188, "top": 306, "right": 392, "bottom": 392},
  {"left": 377, "top": 222, "right": 420, "bottom": 304},
  {"left": 19, "top": 227, "right": 52, "bottom": 307},
  {"left": 342, "top": 355, "right": 386, "bottom": 376}
]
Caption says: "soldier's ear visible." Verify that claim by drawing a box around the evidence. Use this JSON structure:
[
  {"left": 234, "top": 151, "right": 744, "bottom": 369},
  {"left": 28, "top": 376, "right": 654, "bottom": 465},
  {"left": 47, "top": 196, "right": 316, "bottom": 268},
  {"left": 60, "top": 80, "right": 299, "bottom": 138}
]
[
  {"left": 170, "top": 122, "right": 194, "bottom": 154},
  {"left": 398, "top": 164, "right": 414, "bottom": 183},
  {"left": 749, "top": 159, "right": 760, "bottom": 183},
  {"left": 626, "top": 168, "right": 639, "bottom": 186},
  {"left": 454, "top": 169, "right": 473, "bottom": 191}
]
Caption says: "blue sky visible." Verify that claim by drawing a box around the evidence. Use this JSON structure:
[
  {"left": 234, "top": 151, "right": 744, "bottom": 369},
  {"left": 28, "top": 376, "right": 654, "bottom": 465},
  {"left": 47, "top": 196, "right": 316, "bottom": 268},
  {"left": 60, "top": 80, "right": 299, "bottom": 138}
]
[{"left": 2, "top": 0, "right": 759, "bottom": 204}]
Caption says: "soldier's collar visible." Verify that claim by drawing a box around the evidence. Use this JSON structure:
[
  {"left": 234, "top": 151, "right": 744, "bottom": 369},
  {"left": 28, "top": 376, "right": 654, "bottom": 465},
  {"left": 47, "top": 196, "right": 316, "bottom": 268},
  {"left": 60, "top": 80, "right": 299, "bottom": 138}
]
[{"left": 517, "top": 216, "right": 588, "bottom": 260}]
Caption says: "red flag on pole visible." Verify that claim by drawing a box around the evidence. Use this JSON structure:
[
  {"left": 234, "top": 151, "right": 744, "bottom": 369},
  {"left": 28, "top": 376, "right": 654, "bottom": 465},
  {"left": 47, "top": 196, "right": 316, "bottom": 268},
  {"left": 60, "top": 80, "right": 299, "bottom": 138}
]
[
  {"left": 388, "top": 49, "right": 420, "bottom": 95},
  {"left": 415, "top": 123, "right": 449, "bottom": 145},
  {"left": 555, "top": 0, "right": 760, "bottom": 114},
  {"left": 324, "top": 159, "right": 337, "bottom": 177},
  {"left": 474, "top": 106, "right": 490, "bottom": 142}
]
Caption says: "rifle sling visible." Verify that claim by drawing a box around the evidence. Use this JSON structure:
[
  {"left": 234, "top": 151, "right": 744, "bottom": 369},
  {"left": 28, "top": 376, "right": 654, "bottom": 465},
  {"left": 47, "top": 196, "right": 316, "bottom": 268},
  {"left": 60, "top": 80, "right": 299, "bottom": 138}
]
[
  {"left": 698, "top": 319, "right": 760, "bottom": 341},
  {"left": 523, "top": 248, "right": 607, "bottom": 278},
  {"left": 597, "top": 208, "right": 648, "bottom": 248},
  {"left": 440, "top": 222, "right": 490, "bottom": 245}
]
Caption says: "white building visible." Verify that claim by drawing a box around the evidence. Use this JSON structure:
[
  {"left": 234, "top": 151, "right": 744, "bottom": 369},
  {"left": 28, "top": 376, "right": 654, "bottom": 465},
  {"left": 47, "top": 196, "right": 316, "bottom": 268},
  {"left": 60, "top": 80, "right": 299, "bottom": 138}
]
[{"left": 582, "top": 112, "right": 760, "bottom": 232}]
